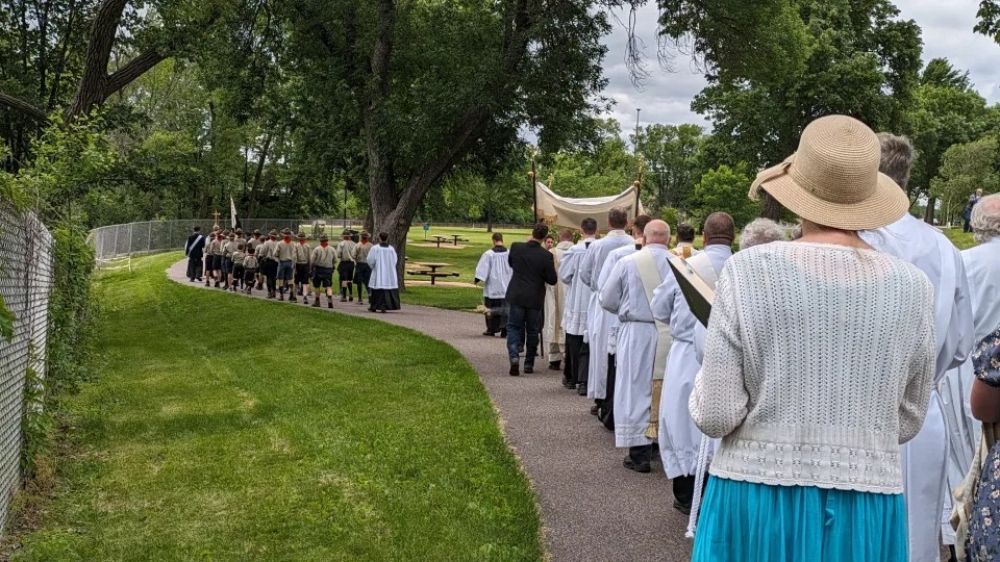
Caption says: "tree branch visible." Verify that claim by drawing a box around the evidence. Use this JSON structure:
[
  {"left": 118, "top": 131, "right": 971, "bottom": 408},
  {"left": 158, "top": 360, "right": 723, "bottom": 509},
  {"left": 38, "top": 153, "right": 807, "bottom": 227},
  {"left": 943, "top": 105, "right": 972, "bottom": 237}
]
[
  {"left": 105, "top": 48, "right": 168, "bottom": 94},
  {"left": 0, "top": 91, "right": 49, "bottom": 122},
  {"left": 64, "top": 0, "right": 129, "bottom": 120}
]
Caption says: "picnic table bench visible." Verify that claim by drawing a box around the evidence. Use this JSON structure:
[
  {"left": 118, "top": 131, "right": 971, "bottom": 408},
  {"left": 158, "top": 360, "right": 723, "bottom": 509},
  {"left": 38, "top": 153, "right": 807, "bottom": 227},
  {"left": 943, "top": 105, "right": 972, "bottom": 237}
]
[{"left": 406, "top": 262, "right": 460, "bottom": 285}]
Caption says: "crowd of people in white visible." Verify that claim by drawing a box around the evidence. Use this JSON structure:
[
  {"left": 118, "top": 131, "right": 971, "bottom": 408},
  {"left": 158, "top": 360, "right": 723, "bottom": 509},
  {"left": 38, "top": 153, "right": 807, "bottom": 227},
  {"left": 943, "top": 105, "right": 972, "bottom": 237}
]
[{"left": 475, "top": 115, "right": 1000, "bottom": 562}]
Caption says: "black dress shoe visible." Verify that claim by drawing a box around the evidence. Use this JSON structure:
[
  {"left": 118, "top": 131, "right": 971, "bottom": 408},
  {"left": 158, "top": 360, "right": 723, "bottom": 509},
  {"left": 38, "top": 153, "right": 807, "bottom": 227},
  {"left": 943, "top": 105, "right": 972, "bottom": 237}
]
[
  {"left": 623, "top": 456, "right": 651, "bottom": 473},
  {"left": 548, "top": 361, "right": 561, "bottom": 371},
  {"left": 672, "top": 499, "right": 691, "bottom": 515},
  {"left": 523, "top": 365, "right": 534, "bottom": 374},
  {"left": 509, "top": 363, "right": 520, "bottom": 376},
  {"left": 562, "top": 381, "right": 576, "bottom": 390},
  {"left": 482, "top": 331, "right": 496, "bottom": 336},
  {"left": 576, "top": 383, "right": 587, "bottom": 396},
  {"left": 590, "top": 405, "right": 599, "bottom": 416}
]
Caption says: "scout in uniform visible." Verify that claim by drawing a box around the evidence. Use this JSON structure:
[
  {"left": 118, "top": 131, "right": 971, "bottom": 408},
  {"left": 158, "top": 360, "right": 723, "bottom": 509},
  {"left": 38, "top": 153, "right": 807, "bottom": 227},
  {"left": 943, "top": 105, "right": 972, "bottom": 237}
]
[
  {"left": 208, "top": 230, "right": 225, "bottom": 287},
  {"left": 230, "top": 241, "right": 246, "bottom": 292},
  {"left": 242, "top": 247, "right": 259, "bottom": 295},
  {"left": 352, "top": 231, "right": 373, "bottom": 306},
  {"left": 274, "top": 228, "right": 297, "bottom": 301},
  {"left": 294, "top": 232, "right": 312, "bottom": 303},
  {"left": 310, "top": 234, "right": 337, "bottom": 308},
  {"left": 259, "top": 230, "right": 278, "bottom": 298},
  {"left": 336, "top": 230, "right": 358, "bottom": 302},
  {"left": 221, "top": 231, "right": 236, "bottom": 289}
]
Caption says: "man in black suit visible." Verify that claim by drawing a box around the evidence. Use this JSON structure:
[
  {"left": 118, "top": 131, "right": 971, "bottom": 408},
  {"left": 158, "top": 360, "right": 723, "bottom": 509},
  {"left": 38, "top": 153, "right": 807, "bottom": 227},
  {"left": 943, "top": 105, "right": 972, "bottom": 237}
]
[
  {"left": 505, "top": 223, "right": 558, "bottom": 376},
  {"left": 184, "top": 226, "right": 206, "bottom": 282}
]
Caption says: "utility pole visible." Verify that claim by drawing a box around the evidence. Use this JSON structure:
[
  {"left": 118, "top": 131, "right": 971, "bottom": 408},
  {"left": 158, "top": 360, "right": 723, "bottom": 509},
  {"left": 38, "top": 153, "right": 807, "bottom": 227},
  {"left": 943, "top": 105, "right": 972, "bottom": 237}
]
[{"left": 634, "top": 107, "right": 642, "bottom": 153}]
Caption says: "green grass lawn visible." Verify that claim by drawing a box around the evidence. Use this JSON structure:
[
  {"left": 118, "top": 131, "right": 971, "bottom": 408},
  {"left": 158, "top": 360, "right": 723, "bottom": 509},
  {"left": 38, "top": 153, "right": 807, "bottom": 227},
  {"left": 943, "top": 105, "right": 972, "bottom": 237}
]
[
  {"left": 9, "top": 253, "right": 541, "bottom": 561},
  {"left": 403, "top": 227, "right": 530, "bottom": 311},
  {"left": 941, "top": 226, "right": 977, "bottom": 250}
]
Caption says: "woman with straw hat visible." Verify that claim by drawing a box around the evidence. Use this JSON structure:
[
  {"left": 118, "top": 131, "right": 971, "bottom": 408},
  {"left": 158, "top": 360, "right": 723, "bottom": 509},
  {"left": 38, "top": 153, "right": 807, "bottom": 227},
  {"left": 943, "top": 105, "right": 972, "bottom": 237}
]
[{"left": 688, "top": 115, "right": 936, "bottom": 561}]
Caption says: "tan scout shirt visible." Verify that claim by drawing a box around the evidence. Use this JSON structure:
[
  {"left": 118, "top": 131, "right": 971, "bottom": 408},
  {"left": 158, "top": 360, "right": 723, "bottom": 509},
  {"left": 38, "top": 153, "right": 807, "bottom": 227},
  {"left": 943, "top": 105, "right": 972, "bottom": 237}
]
[
  {"left": 258, "top": 239, "right": 276, "bottom": 260},
  {"left": 353, "top": 242, "right": 372, "bottom": 263},
  {"left": 311, "top": 245, "right": 336, "bottom": 269},
  {"left": 294, "top": 242, "right": 311, "bottom": 265},
  {"left": 275, "top": 240, "right": 296, "bottom": 261},
  {"left": 336, "top": 240, "right": 357, "bottom": 263}
]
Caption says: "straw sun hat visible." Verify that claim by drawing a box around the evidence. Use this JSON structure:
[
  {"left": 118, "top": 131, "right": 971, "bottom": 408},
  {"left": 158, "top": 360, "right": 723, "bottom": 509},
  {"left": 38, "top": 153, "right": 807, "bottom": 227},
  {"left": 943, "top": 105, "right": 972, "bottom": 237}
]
[{"left": 749, "top": 115, "right": 909, "bottom": 230}]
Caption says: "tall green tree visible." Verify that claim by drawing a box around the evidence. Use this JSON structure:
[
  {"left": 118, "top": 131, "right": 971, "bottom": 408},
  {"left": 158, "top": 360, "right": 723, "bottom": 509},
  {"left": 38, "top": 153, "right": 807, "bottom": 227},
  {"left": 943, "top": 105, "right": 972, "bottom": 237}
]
[
  {"left": 906, "top": 58, "right": 990, "bottom": 222},
  {"left": 282, "top": 1, "right": 636, "bottom": 280},
  {"left": 635, "top": 123, "right": 705, "bottom": 213},
  {"left": 930, "top": 136, "right": 1000, "bottom": 225},
  {"left": 659, "top": 0, "right": 922, "bottom": 219}
]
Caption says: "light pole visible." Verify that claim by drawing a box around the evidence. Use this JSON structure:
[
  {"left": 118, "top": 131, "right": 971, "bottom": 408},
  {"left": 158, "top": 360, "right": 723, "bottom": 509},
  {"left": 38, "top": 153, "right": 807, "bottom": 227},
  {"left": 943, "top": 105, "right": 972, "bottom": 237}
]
[{"left": 634, "top": 108, "right": 642, "bottom": 153}]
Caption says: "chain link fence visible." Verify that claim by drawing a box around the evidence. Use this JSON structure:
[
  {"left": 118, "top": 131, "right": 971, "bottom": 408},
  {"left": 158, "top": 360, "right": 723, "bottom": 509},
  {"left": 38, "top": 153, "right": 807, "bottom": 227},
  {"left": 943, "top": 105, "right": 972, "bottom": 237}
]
[
  {"left": 87, "top": 218, "right": 369, "bottom": 269},
  {"left": 0, "top": 204, "right": 54, "bottom": 532}
]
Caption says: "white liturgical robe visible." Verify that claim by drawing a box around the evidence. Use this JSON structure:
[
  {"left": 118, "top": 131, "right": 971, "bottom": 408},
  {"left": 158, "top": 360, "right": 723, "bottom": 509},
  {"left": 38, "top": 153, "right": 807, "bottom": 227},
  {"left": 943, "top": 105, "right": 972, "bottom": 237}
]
[
  {"left": 560, "top": 237, "right": 595, "bottom": 336},
  {"left": 600, "top": 244, "right": 672, "bottom": 449},
  {"left": 474, "top": 247, "right": 513, "bottom": 299},
  {"left": 652, "top": 243, "right": 732, "bottom": 478},
  {"left": 861, "top": 213, "right": 974, "bottom": 562},
  {"left": 580, "top": 230, "right": 635, "bottom": 398},
  {"left": 367, "top": 244, "right": 399, "bottom": 290},
  {"left": 590, "top": 242, "right": 641, "bottom": 399},
  {"left": 544, "top": 241, "right": 574, "bottom": 362}
]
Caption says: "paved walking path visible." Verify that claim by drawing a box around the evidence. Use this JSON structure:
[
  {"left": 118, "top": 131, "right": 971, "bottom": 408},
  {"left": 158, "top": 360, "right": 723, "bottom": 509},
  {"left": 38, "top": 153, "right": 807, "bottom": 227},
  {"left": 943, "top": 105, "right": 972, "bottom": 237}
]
[{"left": 167, "top": 261, "right": 691, "bottom": 562}]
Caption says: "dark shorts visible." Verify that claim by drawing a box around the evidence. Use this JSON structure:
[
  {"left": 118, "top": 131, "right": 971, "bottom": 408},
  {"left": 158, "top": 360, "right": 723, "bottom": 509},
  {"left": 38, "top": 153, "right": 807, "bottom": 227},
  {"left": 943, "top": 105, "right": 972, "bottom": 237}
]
[
  {"left": 353, "top": 263, "right": 372, "bottom": 285},
  {"left": 243, "top": 268, "right": 258, "bottom": 284},
  {"left": 277, "top": 260, "right": 294, "bottom": 281},
  {"left": 295, "top": 263, "right": 310, "bottom": 284},
  {"left": 338, "top": 261, "right": 356, "bottom": 284},
  {"left": 222, "top": 257, "right": 233, "bottom": 274},
  {"left": 313, "top": 266, "right": 334, "bottom": 288},
  {"left": 233, "top": 264, "right": 245, "bottom": 279},
  {"left": 262, "top": 258, "right": 277, "bottom": 277},
  {"left": 210, "top": 255, "right": 222, "bottom": 271}
]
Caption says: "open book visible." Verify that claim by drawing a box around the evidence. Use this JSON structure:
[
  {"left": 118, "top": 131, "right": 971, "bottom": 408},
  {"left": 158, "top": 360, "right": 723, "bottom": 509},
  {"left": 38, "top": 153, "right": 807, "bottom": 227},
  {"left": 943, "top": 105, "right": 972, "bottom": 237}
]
[{"left": 667, "top": 255, "right": 715, "bottom": 327}]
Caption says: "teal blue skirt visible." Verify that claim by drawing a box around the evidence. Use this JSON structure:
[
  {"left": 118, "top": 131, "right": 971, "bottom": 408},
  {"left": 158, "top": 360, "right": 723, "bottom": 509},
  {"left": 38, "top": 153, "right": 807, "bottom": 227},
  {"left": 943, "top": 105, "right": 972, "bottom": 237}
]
[{"left": 692, "top": 476, "right": 908, "bottom": 562}]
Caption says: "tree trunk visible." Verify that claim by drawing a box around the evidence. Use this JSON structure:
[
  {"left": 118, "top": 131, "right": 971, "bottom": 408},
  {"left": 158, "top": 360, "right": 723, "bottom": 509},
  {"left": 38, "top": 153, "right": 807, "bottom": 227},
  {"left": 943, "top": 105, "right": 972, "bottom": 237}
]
[
  {"left": 48, "top": 0, "right": 78, "bottom": 110},
  {"left": 64, "top": 0, "right": 128, "bottom": 120},
  {"left": 247, "top": 133, "right": 272, "bottom": 220},
  {"left": 924, "top": 196, "right": 937, "bottom": 225},
  {"left": 761, "top": 192, "right": 783, "bottom": 221}
]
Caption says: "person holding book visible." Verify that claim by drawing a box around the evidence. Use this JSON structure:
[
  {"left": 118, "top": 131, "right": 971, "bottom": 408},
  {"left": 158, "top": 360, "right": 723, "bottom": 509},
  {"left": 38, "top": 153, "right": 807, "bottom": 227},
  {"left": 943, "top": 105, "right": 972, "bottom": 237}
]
[
  {"left": 688, "top": 115, "right": 936, "bottom": 561},
  {"left": 652, "top": 211, "right": 734, "bottom": 515}
]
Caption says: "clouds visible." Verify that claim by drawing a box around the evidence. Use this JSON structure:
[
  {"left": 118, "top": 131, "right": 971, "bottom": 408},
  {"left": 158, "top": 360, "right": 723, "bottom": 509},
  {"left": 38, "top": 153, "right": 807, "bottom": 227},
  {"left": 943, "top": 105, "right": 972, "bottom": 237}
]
[{"left": 600, "top": 0, "right": 1000, "bottom": 130}]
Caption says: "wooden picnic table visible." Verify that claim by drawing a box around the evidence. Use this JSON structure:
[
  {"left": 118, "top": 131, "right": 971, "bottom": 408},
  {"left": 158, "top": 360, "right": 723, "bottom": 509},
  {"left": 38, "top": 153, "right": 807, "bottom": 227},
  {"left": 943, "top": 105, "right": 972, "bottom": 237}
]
[
  {"left": 430, "top": 235, "right": 449, "bottom": 248},
  {"left": 446, "top": 234, "right": 468, "bottom": 246},
  {"left": 407, "top": 261, "right": 459, "bottom": 285}
]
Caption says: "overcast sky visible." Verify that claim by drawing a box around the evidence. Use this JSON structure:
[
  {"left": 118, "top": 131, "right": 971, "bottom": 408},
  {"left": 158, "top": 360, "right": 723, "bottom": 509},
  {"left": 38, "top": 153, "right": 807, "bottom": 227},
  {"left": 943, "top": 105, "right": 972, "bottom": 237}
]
[{"left": 602, "top": 0, "right": 1000, "bottom": 133}]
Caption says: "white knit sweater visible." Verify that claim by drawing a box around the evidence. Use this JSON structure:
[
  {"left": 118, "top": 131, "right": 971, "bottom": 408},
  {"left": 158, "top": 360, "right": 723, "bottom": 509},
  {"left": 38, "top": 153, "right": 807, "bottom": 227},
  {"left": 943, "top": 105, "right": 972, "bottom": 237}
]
[{"left": 689, "top": 242, "right": 936, "bottom": 494}]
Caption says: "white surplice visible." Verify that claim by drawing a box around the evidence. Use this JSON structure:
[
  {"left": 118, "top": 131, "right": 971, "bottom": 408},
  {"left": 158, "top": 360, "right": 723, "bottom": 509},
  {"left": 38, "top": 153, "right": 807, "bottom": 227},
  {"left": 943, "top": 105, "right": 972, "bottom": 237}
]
[
  {"left": 652, "top": 244, "right": 732, "bottom": 478},
  {"left": 544, "top": 241, "right": 574, "bottom": 362},
  {"left": 591, "top": 242, "right": 642, "bottom": 399},
  {"left": 940, "top": 237, "right": 1000, "bottom": 543},
  {"left": 560, "top": 237, "right": 595, "bottom": 336},
  {"left": 861, "top": 214, "right": 975, "bottom": 562},
  {"left": 474, "top": 247, "right": 513, "bottom": 299},
  {"left": 367, "top": 244, "right": 399, "bottom": 290},
  {"left": 580, "top": 230, "right": 635, "bottom": 398},
  {"left": 599, "top": 244, "right": 672, "bottom": 448}
]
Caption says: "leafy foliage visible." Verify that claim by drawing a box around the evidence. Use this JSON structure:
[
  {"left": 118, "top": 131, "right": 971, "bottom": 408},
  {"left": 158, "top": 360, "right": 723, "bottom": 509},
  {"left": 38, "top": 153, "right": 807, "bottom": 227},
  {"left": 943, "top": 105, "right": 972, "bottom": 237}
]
[
  {"left": 691, "top": 163, "right": 759, "bottom": 227},
  {"left": 931, "top": 136, "right": 1000, "bottom": 224}
]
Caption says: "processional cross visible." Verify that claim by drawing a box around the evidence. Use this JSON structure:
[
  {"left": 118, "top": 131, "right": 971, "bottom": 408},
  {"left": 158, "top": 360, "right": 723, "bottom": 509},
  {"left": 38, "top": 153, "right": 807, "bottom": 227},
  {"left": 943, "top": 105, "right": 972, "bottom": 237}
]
[{"left": 212, "top": 210, "right": 221, "bottom": 229}]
